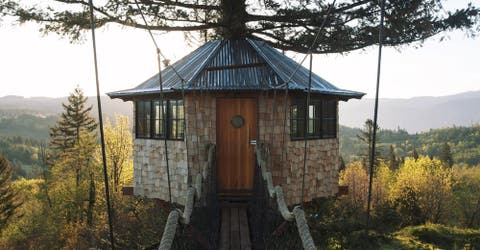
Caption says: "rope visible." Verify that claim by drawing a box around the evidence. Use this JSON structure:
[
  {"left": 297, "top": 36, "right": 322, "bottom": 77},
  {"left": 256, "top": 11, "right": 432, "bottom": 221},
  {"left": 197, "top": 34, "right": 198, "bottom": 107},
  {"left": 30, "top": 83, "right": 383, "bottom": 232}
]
[
  {"left": 87, "top": 0, "right": 115, "bottom": 249},
  {"left": 255, "top": 143, "right": 316, "bottom": 249},
  {"left": 366, "top": 0, "right": 386, "bottom": 229},
  {"left": 157, "top": 144, "right": 215, "bottom": 250},
  {"left": 158, "top": 210, "right": 180, "bottom": 250}
]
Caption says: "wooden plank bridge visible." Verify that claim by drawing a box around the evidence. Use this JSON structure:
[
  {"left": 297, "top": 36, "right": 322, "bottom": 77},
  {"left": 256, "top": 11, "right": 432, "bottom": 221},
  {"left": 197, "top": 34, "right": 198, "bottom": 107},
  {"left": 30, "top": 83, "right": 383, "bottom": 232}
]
[{"left": 219, "top": 204, "right": 252, "bottom": 250}]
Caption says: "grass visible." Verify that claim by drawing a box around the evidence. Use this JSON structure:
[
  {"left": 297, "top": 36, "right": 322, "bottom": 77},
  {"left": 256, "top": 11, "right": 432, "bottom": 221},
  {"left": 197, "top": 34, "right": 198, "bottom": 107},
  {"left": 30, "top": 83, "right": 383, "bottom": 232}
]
[{"left": 382, "top": 224, "right": 480, "bottom": 250}]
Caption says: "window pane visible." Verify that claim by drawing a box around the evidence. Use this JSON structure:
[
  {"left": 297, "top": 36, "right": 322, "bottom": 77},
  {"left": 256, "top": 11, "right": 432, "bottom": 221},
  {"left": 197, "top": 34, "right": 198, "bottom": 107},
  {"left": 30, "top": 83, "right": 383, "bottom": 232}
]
[
  {"left": 322, "top": 100, "right": 337, "bottom": 138},
  {"left": 168, "top": 100, "right": 184, "bottom": 140},
  {"left": 177, "top": 100, "right": 184, "bottom": 119},
  {"left": 291, "top": 105, "right": 298, "bottom": 119},
  {"left": 136, "top": 101, "right": 151, "bottom": 137},
  {"left": 152, "top": 101, "right": 165, "bottom": 137},
  {"left": 323, "top": 119, "right": 336, "bottom": 138}
]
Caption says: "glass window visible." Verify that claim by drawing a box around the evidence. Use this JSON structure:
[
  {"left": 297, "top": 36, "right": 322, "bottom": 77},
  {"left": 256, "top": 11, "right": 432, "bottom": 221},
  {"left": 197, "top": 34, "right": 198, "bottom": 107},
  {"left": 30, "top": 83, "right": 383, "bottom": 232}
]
[
  {"left": 136, "top": 101, "right": 151, "bottom": 138},
  {"left": 153, "top": 100, "right": 167, "bottom": 138},
  {"left": 135, "top": 99, "right": 184, "bottom": 140},
  {"left": 322, "top": 100, "right": 337, "bottom": 138},
  {"left": 168, "top": 99, "right": 185, "bottom": 140},
  {"left": 290, "top": 98, "right": 336, "bottom": 140}
]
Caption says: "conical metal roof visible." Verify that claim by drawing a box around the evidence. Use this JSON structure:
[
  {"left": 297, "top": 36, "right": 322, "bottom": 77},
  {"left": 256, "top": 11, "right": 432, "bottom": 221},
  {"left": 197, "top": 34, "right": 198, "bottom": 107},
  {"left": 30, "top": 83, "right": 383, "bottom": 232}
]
[{"left": 107, "top": 39, "right": 364, "bottom": 99}]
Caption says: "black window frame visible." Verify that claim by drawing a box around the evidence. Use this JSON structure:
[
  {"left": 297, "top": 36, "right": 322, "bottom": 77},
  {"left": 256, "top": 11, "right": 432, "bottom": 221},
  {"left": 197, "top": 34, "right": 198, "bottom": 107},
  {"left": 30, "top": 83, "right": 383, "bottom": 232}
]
[
  {"left": 135, "top": 99, "right": 185, "bottom": 141},
  {"left": 290, "top": 98, "right": 337, "bottom": 140}
]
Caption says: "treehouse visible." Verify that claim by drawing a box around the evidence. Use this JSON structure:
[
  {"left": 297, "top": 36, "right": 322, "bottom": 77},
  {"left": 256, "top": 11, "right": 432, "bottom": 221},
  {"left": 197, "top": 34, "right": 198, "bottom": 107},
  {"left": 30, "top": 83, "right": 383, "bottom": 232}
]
[{"left": 108, "top": 39, "right": 364, "bottom": 206}]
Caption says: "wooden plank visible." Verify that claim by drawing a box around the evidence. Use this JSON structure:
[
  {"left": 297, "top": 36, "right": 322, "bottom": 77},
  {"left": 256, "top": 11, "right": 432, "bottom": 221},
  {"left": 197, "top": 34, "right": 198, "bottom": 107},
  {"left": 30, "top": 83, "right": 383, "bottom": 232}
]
[
  {"left": 220, "top": 208, "right": 230, "bottom": 250},
  {"left": 230, "top": 207, "right": 240, "bottom": 250},
  {"left": 238, "top": 208, "right": 251, "bottom": 250}
]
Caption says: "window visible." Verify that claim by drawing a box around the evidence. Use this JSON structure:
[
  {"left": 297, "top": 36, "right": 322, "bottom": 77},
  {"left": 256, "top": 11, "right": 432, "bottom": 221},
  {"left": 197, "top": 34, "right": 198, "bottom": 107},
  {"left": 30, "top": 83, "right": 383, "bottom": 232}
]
[
  {"left": 168, "top": 100, "right": 184, "bottom": 140},
  {"left": 290, "top": 98, "right": 337, "bottom": 140},
  {"left": 152, "top": 100, "right": 166, "bottom": 138},
  {"left": 135, "top": 99, "right": 185, "bottom": 140},
  {"left": 322, "top": 100, "right": 337, "bottom": 138},
  {"left": 136, "top": 101, "right": 151, "bottom": 138}
]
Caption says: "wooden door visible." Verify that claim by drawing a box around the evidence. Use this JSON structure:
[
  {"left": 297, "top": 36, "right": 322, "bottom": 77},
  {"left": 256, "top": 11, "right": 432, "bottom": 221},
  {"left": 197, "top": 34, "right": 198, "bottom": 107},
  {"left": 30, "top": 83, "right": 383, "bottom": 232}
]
[{"left": 216, "top": 98, "right": 257, "bottom": 194}]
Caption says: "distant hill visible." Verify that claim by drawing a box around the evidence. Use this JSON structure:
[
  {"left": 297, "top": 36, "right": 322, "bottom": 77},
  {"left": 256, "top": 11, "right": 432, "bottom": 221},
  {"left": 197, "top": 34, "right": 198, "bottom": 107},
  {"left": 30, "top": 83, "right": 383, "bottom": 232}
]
[
  {"left": 339, "top": 90, "right": 480, "bottom": 133},
  {"left": 0, "top": 95, "right": 132, "bottom": 119},
  {"left": 1, "top": 90, "right": 480, "bottom": 133},
  {"left": 339, "top": 124, "right": 480, "bottom": 166}
]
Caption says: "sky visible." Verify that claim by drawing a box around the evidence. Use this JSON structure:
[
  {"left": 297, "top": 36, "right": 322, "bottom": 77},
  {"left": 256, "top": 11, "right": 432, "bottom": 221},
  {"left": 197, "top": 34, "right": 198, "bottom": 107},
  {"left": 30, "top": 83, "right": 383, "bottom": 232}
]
[{"left": 0, "top": 1, "right": 479, "bottom": 99}]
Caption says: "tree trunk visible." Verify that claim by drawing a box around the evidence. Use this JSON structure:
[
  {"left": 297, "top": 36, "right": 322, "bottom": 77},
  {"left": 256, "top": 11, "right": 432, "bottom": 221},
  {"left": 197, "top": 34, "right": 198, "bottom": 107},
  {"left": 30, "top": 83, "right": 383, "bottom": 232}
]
[
  {"left": 220, "top": 0, "right": 247, "bottom": 39},
  {"left": 87, "top": 171, "right": 96, "bottom": 227}
]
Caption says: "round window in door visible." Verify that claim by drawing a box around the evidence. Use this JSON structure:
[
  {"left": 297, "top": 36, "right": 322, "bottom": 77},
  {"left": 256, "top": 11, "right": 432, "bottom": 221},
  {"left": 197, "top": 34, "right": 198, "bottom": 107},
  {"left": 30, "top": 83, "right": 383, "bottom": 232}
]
[{"left": 230, "top": 115, "right": 245, "bottom": 128}]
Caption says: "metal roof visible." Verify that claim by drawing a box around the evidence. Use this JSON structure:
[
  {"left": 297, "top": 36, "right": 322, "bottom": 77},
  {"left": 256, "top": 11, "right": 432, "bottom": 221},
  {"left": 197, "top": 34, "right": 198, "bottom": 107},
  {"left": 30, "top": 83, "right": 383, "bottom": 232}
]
[{"left": 107, "top": 39, "right": 364, "bottom": 99}]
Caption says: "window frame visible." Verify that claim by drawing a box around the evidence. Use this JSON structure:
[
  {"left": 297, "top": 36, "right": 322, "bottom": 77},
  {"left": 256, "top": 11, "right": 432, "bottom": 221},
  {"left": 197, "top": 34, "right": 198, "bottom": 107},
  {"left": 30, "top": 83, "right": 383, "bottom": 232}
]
[
  {"left": 135, "top": 99, "right": 185, "bottom": 141},
  {"left": 290, "top": 97, "right": 337, "bottom": 141}
]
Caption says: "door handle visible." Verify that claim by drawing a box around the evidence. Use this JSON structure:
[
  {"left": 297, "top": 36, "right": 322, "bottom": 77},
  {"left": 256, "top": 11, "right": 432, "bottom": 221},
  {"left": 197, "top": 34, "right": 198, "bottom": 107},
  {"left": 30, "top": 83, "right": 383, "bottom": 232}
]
[{"left": 250, "top": 140, "right": 257, "bottom": 145}]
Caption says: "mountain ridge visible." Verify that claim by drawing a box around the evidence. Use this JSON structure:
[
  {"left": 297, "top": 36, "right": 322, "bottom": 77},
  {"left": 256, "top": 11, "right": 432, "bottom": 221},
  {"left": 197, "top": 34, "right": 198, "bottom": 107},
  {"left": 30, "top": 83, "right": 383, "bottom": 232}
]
[
  {"left": 1, "top": 90, "right": 479, "bottom": 133},
  {"left": 339, "top": 90, "right": 480, "bottom": 132}
]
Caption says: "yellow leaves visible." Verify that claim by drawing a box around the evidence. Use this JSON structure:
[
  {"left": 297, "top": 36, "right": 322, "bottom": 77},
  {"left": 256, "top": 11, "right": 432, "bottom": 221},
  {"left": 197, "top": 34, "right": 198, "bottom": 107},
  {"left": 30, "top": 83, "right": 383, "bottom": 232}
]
[
  {"left": 339, "top": 156, "right": 453, "bottom": 223},
  {"left": 103, "top": 115, "right": 133, "bottom": 191}
]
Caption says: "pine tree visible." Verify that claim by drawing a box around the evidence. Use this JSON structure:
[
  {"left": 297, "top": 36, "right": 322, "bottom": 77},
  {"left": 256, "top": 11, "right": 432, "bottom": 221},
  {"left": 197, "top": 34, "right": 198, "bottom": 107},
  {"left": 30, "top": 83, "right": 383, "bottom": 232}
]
[
  {"left": 49, "top": 87, "right": 98, "bottom": 224},
  {"left": 439, "top": 142, "right": 454, "bottom": 168},
  {"left": 388, "top": 144, "right": 398, "bottom": 170},
  {"left": 412, "top": 147, "right": 419, "bottom": 160},
  {"left": 50, "top": 87, "right": 97, "bottom": 156},
  {"left": 0, "top": 155, "right": 21, "bottom": 231},
  {"left": 357, "top": 119, "right": 381, "bottom": 169},
  {"left": 339, "top": 155, "right": 346, "bottom": 173},
  {"left": 3, "top": 1, "right": 479, "bottom": 54}
]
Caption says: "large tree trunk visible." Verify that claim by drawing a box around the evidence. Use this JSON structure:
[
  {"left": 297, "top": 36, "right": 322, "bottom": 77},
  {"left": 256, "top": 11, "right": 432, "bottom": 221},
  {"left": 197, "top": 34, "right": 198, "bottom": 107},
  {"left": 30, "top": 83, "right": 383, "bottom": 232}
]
[{"left": 220, "top": 0, "right": 247, "bottom": 39}]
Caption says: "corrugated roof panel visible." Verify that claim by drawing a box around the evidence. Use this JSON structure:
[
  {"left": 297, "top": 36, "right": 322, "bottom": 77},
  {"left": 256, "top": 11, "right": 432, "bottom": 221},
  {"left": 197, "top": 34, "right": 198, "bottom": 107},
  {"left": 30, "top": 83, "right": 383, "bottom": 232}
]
[{"left": 107, "top": 39, "right": 364, "bottom": 99}]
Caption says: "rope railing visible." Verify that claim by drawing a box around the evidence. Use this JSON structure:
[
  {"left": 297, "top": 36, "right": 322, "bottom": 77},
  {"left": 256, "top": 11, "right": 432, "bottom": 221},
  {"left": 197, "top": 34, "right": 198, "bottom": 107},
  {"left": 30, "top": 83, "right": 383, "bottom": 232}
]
[
  {"left": 254, "top": 142, "right": 316, "bottom": 250},
  {"left": 158, "top": 144, "right": 216, "bottom": 250}
]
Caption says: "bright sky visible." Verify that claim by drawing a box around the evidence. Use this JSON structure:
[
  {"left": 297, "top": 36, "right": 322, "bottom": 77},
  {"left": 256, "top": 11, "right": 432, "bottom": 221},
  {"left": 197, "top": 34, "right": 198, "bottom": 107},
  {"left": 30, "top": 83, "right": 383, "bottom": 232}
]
[{"left": 0, "top": 1, "right": 479, "bottom": 99}]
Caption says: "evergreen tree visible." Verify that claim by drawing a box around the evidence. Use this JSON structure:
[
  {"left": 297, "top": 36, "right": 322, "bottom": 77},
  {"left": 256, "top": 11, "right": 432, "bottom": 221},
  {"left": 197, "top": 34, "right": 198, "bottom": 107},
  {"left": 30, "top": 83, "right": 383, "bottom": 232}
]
[
  {"left": 49, "top": 87, "right": 98, "bottom": 224},
  {"left": 357, "top": 119, "right": 381, "bottom": 169},
  {"left": 412, "top": 147, "right": 419, "bottom": 161},
  {"left": 49, "top": 87, "right": 97, "bottom": 156},
  {"left": 339, "top": 155, "right": 346, "bottom": 173},
  {"left": 2, "top": 1, "right": 479, "bottom": 54},
  {"left": 439, "top": 142, "right": 454, "bottom": 168},
  {"left": 388, "top": 144, "right": 398, "bottom": 170},
  {"left": 0, "top": 155, "right": 21, "bottom": 231}
]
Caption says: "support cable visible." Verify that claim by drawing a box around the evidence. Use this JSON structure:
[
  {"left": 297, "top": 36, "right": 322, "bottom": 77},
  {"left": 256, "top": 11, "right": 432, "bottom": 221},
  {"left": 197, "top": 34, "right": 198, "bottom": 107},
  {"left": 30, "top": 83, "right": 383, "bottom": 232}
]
[
  {"left": 181, "top": 79, "right": 191, "bottom": 185},
  {"left": 301, "top": 53, "right": 314, "bottom": 207},
  {"left": 133, "top": 0, "right": 192, "bottom": 206},
  {"left": 133, "top": 0, "right": 185, "bottom": 82},
  {"left": 279, "top": 0, "right": 336, "bottom": 191},
  {"left": 366, "top": 0, "right": 386, "bottom": 228},
  {"left": 87, "top": 0, "right": 115, "bottom": 248},
  {"left": 156, "top": 50, "right": 173, "bottom": 206},
  {"left": 193, "top": 89, "right": 201, "bottom": 175},
  {"left": 276, "top": 0, "right": 336, "bottom": 90}
]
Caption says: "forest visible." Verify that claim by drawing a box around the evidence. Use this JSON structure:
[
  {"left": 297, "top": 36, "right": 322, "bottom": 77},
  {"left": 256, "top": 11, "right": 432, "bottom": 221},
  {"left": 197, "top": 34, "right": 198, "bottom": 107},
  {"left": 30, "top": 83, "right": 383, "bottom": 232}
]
[{"left": 1, "top": 88, "right": 480, "bottom": 248}]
